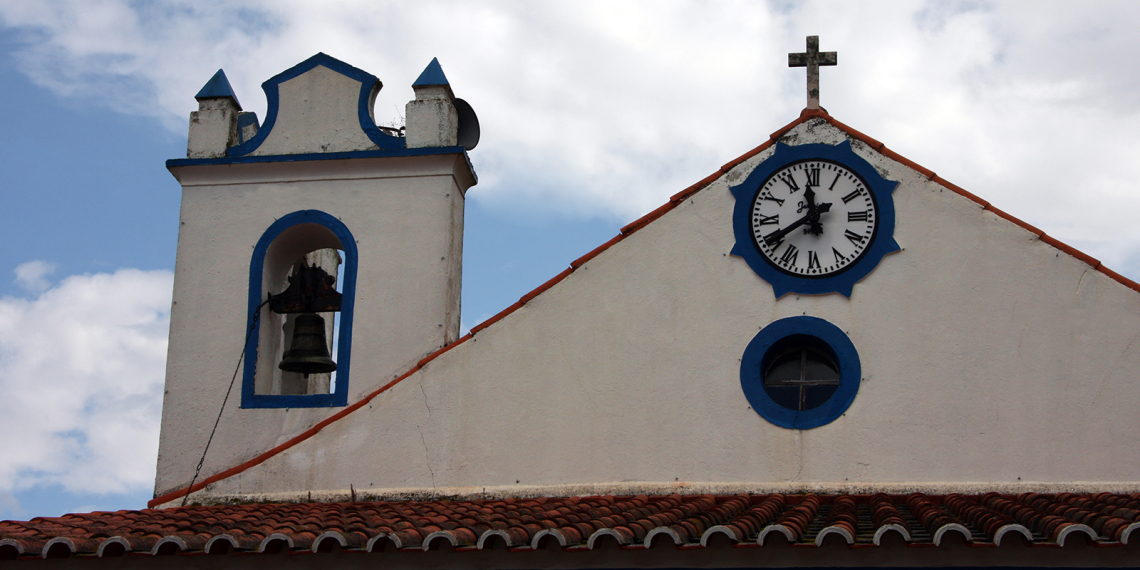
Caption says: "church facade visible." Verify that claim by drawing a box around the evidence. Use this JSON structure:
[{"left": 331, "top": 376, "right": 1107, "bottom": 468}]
[{"left": 3, "top": 40, "right": 1140, "bottom": 567}]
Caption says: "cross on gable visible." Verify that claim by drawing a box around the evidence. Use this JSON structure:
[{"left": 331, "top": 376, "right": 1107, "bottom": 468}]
[{"left": 789, "top": 35, "right": 837, "bottom": 110}]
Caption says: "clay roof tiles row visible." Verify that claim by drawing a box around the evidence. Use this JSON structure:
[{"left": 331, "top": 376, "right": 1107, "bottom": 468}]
[{"left": 5, "top": 492, "right": 1140, "bottom": 560}]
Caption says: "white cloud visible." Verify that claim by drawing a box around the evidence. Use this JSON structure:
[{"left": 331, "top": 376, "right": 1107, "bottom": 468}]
[
  {"left": 13, "top": 261, "right": 56, "bottom": 293},
  {"left": 0, "top": 268, "right": 172, "bottom": 494},
  {"left": 3, "top": 1, "right": 1140, "bottom": 269}
]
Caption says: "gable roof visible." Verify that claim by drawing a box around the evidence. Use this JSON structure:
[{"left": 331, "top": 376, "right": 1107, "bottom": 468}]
[
  {"left": 8, "top": 492, "right": 1140, "bottom": 560},
  {"left": 149, "top": 108, "right": 1140, "bottom": 509}
]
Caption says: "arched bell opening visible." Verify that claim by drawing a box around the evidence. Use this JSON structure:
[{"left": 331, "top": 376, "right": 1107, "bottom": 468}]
[
  {"left": 267, "top": 247, "right": 342, "bottom": 396},
  {"left": 243, "top": 210, "right": 357, "bottom": 408}
]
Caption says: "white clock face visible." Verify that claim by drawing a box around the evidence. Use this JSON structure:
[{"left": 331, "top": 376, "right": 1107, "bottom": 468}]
[{"left": 750, "top": 159, "right": 878, "bottom": 277}]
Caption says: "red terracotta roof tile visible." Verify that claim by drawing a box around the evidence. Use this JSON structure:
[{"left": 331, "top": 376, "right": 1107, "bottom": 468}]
[
  {"left": 30, "top": 496, "right": 728, "bottom": 555},
  {"left": 16, "top": 492, "right": 1111, "bottom": 559}
]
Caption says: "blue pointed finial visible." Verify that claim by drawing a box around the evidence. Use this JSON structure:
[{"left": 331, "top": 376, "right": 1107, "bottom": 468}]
[
  {"left": 195, "top": 69, "right": 241, "bottom": 109},
  {"left": 412, "top": 58, "right": 450, "bottom": 87}
]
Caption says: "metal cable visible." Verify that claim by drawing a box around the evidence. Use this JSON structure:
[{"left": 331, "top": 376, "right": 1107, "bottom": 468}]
[{"left": 180, "top": 299, "right": 269, "bottom": 507}]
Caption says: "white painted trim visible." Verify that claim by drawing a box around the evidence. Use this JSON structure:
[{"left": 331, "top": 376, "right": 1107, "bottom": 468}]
[
  {"left": 872, "top": 523, "right": 910, "bottom": 545},
  {"left": 932, "top": 523, "right": 971, "bottom": 546},
  {"left": 993, "top": 524, "right": 1032, "bottom": 546},
  {"left": 815, "top": 525, "right": 854, "bottom": 546},
  {"left": 757, "top": 524, "right": 795, "bottom": 545},
  {"left": 476, "top": 529, "right": 513, "bottom": 549},
  {"left": 700, "top": 525, "right": 742, "bottom": 546},
  {"left": 157, "top": 481, "right": 1140, "bottom": 509},
  {"left": 644, "top": 527, "right": 682, "bottom": 548},
  {"left": 95, "top": 537, "right": 130, "bottom": 557},
  {"left": 1122, "top": 522, "right": 1140, "bottom": 544},
  {"left": 151, "top": 536, "right": 187, "bottom": 556},
  {"left": 311, "top": 531, "right": 348, "bottom": 553},
  {"left": 1056, "top": 524, "right": 1097, "bottom": 546},
  {"left": 365, "top": 533, "right": 393, "bottom": 552},
  {"left": 587, "top": 528, "right": 630, "bottom": 549},
  {"left": 41, "top": 537, "right": 75, "bottom": 559},
  {"left": 422, "top": 530, "right": 458, "bottom": 551},
  {"left": 0, "top": 538, "right": 24, "bottom": 556},
  {"left": 530, "top": 529, "right": 567, "bottom": 550},
  {"left": 205, "top": 534, "right": 239, "bottom": 554},
  {"left": 258, "top": 533, "right": 295, "bottom": 553}
]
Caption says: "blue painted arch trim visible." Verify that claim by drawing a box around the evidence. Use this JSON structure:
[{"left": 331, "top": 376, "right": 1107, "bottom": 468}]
[
  {"left": 740, "top": 316, "right": 861, "bottom": 430},
  {"left": 242, "top": 210, "right": 357, "bottom": 408},
  {"left": 729, "top": 141, "right": 900, "bottom": 297},
  {"left": 227, "top": 53, "right": 404, "bottom": 157}
]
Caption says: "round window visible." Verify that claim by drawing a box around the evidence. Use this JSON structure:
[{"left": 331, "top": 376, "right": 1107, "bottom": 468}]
[
  {"left": 762, "top": 336, "right": 841, "bottom": 411},
  {"left": 740, "top": 316, "right": 860, "bottom": 429}
]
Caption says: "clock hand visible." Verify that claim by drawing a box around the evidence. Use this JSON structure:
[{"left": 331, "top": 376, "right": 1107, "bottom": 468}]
[
  {"left": 802, "top": 187, "right": 822, "bottom": 235},
  {"left": 805, "top": 202, "right": 832, "bottom": 235},
  {"left": 763, "top": 214, "right": 812, "bottom": 246},
  {"left": 765, "top": 200, "right": 836, "bottom": 246}
]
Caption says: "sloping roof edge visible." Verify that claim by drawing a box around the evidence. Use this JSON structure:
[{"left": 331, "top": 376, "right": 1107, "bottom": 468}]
[{"left": 148, "top": 108, "right": 1140, "bottom": 509}]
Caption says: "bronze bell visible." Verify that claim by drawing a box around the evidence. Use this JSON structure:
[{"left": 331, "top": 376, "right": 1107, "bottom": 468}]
[{"left": 279, "top": 313, "right": 337, "bottom": 378}]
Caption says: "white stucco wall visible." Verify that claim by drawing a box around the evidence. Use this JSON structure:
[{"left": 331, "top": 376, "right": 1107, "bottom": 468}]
[
  {"left": 156, "top": 154, "right": 471, "bottom": 496},
  {"left": 170, "top": 118, "right": 1140, "bottom": 502},
  {"left": 251, "top": 65, "right": 380, "bottom": 156}
]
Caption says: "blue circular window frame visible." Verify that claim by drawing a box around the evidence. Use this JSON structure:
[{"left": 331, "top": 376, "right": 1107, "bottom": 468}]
[{"left": 740, "top": 316, "right": 860, "bottom": 429}]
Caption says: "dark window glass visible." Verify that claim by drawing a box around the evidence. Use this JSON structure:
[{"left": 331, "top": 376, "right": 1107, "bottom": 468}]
[
  {"left": 762, "top": 338, "right": 840, "bottom": 411},
  {"left": 766, "top": 386, "right": 802, "bottom": 410}
]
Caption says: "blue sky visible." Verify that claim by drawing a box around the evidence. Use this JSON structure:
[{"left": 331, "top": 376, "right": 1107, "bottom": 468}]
[{"left": 3, "top": 1, "right": 1140, "bottom": 519}]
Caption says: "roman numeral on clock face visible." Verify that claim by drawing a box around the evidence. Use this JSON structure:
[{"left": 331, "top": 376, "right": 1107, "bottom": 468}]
[
  {"left": 807, "top": 250, "right": 820, "bottom": 269},
  {"left": 832, "top": 247, "right": 847, "bottom": 263},
  {"left": 805, "top": 167, "right": 820, "bottom": 187},
  {"left": 848, "top": 210, "right": 869, "bottom": 222},
  {"left": 782, "top": 175, "right": 800, "bottom": 193},
  {"left": 761, "top": 193, "right": 785, "bottom": 206},
  {"left": 845, "top": 229, "right": 867, "bottom": 246},
  {"left": 755, "top": 214, "right": 778, "bottom": 225},
  {"left": 842, "top": 189, "right": 861, "bottom": 203},
  {"left": 780, "top": 244, "right": 799, "bottom": 265}
]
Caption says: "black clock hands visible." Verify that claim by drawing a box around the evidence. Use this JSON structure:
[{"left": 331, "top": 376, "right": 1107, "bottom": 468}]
[
  {"left": 803, "top": 187, "right": 822, "bottom": 236},
  {"left": 763, "top": 187, "right": 832, "bottom": 247},
  {"left": 763, "top": 212, "right": 812, "bottom": 246}
]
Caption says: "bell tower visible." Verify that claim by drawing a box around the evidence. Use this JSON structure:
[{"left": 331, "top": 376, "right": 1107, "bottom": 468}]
[{"left": 154, "top": 54, "right": 477, "bottom": 499}]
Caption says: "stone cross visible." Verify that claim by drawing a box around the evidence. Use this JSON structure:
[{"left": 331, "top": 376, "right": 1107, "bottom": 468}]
[{"left": 788, "top": 36, "right": 837, "bottom": 110}]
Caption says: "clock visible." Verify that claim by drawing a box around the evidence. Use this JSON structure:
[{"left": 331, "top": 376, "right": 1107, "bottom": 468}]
[{"left": 730, "top": 141, "right": 899, "bottom": 297}]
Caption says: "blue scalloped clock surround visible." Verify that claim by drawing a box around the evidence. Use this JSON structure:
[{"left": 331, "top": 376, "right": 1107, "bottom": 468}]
[
  {"left": 740, "top": 316, "right": 861, "bottom": 430},
  {"left": 730, "top": 141, "right": 900, "bottom": 297}
]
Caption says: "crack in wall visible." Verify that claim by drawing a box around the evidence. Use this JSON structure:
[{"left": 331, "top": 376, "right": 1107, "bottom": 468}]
[
  {"left": 417, "top": 381, "right": 437, "bottom": 494},
  {"left": 416, "top": 425, "right": 437, "bottom": 495},
  {"left": 794, "top": 430, "right": 804, "bottom": 481}
]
